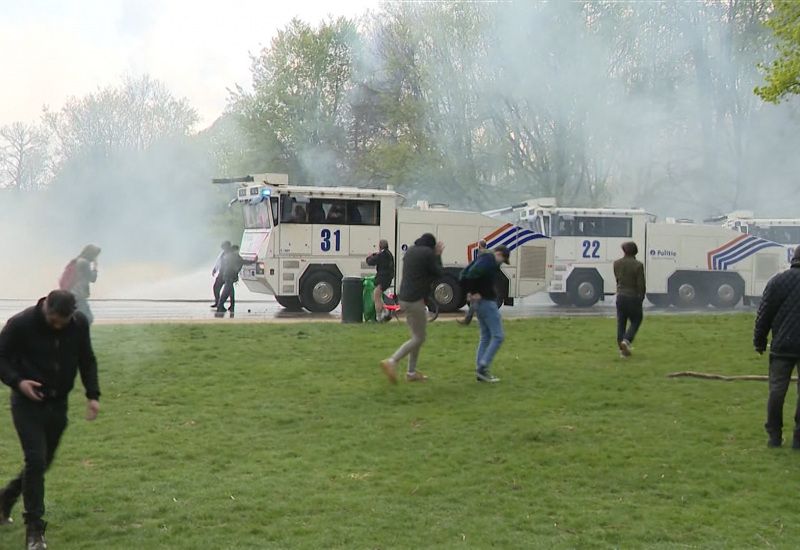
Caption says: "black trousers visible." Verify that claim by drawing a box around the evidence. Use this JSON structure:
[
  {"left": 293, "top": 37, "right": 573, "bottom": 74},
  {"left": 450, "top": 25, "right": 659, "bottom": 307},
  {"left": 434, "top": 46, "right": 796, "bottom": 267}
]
[
  {"left": 765, "top": 354, "right": 800, "bottom": 440},
  {"left": 3, "top": 392, "right": 68, "bottom": 529},
  {"left": 616, "top": 295, "right": 643, "bottom": 344},
  {"left": 212, "top": 275, "right": 225, "bottom": 305},
  {"left": 217, "top": 279, "right": 236, "bottom": 312}
]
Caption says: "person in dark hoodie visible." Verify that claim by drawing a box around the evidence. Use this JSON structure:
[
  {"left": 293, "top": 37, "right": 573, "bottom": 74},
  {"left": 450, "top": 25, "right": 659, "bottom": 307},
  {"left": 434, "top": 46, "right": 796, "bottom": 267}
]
[
  {"left": 0, "top": 290, "right": 100, "bottom": 550},
  {"left": 68, "top": 244, "right": 101, "bottom": 324},
  {"left": 380, "top": 233, "right": 443, "bottom": 383},
  {"left": 460, "top": 244, "right": 510, "bottom": 383},
  {"left": 754, "top": 245, "right": 800, "bottom": 449}
]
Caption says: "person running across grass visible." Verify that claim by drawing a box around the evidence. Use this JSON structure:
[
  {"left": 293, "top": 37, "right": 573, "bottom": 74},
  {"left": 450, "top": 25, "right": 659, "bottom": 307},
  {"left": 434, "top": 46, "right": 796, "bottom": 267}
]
[
  {"left": 380, "top": 233, "right": 443, "bottom": 383},
  {"left": 457, "top": 240, "right": 488, "bottom": 326},
  {"left": 460, "top": 244, "right": 510, "bottom": 383}
]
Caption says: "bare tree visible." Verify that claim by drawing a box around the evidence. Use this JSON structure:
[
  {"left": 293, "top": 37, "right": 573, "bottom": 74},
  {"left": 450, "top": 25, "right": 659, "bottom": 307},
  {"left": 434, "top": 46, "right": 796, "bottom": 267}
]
[{"left": 0, "top": 122, "right": 51, "bottom": 191}]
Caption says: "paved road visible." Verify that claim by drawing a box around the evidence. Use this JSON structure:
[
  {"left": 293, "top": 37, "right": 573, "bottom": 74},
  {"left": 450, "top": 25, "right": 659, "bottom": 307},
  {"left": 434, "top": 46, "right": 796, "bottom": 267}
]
[{"left": 0, "top": 293, "right": 743, "bottom": 325}]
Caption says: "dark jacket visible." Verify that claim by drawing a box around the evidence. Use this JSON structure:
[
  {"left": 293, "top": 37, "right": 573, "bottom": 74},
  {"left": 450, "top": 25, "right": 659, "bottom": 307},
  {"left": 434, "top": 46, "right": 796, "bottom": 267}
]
[
  {"left": 460, "top": 253, "right": 500, "bottom": 301},
  {"left": 366, "top": 249, "right": 394, "bottom": 288},
  {"left": 754, "top": 262, "right": 800, "bottom": 356},
  {"left": 0, "top": 298, "right": 100, "bottom": 401},
  {"left": 613, "top": 256, "right": 645, "bottom": 298},
  {"left": 398, "top": 245, "right": 443, "bottom": 302},
  {"left": 221, "top": 251, "right": 251, "bottom": 281}
]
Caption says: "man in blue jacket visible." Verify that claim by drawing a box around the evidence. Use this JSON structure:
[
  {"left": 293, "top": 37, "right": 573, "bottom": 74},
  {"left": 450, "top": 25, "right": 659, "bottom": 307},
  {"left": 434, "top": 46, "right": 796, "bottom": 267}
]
[
  {"left": 754, "top": 246, "right": 800, "bottom": 448},
  {"left": 460, "top": 245, "right": 510, "bottom": 383},
  {"left": 0, "top": 290, "right": 101, "bottom": 550}
]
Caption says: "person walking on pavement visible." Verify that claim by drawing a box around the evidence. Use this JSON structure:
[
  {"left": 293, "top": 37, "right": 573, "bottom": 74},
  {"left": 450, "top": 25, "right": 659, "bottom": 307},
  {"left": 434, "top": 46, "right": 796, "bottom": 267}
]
[
  {"left": 754, "top": 245, "right": 800, "bottom": 448},
  {"left": 0, "top": 290, "right": 101, "bottom": 550},
  {"left": 458, "top": 240, "right": 488, "bottom": 326},
  {"left": 380, "top": 233, "right": 443, "bottom": 383},
  {"left": 211, "top": 241, "right": 232, "bottom": 309},
  {"left": 613, "top": 241, "right": 645, "bottom": 358},
  {"left": 216, "top": 245, "right": 254, "bottom": 316},
  {"left": 63, "top": 244, "right": 101, "bottom": 325},
  {"left": 366, "top": 239, "right": 394, "bottom": 322},
  {"left": 460, "top": 245, "right": 510, "bottom": 383}
]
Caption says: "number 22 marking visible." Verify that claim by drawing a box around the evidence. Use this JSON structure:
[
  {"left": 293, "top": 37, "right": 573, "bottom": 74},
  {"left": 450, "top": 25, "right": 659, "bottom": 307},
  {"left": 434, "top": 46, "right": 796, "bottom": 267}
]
[
  {"left": 582, "top": 239, "right": 600, "bottom": 259},
  {"left": 321, "top": 229, "right": 341, "bottom": 252}
]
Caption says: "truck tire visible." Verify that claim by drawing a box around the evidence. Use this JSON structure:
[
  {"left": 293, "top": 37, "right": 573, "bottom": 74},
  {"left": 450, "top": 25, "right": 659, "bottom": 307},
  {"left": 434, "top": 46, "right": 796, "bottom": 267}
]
[
  {"left": 709, "top": 280, "right": 742, "bottom": 309},
  {"left": 300, "top": 271, "right": 341, "bottom": 313},
  {"left": 669, "top": 278, "right": 707, "bottom": 309},
  {"left": 549, "top": 293, "right": 572, "bottom": 306},
  {"left": 568, "top": 272, "right": 602, "bottom": 308},
  {"left": 432, "top": 274, "right": 463, "bottom": 313},
  {"left": 275, "top": 296, "right": 304, "bottom": 311},
  {"left": 646, "top": 294, "right": 671, "bottom": 308}
]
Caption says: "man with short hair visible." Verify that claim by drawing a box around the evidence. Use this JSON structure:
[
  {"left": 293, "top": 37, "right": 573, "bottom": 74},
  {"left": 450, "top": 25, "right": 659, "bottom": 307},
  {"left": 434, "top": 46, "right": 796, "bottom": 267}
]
[
  {"left": 754, "top": 245, "right": 800, "bottom": 448},
  {"left": 211, "top": 241, "right": 232, "bottom": 309},
  {"left": 460, "top": 245, "right": 510, "bottom": 383},
  {"left": 380, "top": 233, "right": 444, "bottom": 383},
  {"left": 216, "top": 245, "right": 255, "bottom": 316},
  {"left": 366, "top": 239, "right": 394, "bottom": 322},
  {"left": 0, "top": 290, "right": 101, "bottom": 550},
  {"left": 613, "top": 241, "right": 645, "bottom": 358}
]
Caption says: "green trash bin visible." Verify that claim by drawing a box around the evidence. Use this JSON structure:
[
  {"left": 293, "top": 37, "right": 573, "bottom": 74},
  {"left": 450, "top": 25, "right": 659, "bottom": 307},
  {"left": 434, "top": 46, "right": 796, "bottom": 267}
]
[{"left": 341, "top": 276, "right": 364, "bottom": 323}]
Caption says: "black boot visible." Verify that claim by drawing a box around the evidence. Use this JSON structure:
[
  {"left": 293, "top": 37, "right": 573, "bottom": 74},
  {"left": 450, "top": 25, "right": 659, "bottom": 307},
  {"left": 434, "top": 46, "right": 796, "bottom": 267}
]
[
  {"left": 26, "top": 520, "right": 47, "bottom": 550},
  {"left": 0, "top": 488, "right": 13, "bottom": 525}
]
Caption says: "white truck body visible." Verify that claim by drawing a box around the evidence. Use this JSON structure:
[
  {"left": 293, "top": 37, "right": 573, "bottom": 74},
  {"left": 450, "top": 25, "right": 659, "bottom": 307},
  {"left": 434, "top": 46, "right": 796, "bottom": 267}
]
[
  {"left": 226, "top": 174, "right": 554, "bottom": 312},
  {"left": 494, "top": 198, "right": 784, "bottom": 308}
]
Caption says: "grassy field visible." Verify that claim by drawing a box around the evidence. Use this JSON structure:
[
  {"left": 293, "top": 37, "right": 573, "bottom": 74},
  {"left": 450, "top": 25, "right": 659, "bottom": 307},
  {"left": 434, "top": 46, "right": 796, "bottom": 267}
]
[{"left": 0, "top": 313, "right": 796, "bottom": 549}]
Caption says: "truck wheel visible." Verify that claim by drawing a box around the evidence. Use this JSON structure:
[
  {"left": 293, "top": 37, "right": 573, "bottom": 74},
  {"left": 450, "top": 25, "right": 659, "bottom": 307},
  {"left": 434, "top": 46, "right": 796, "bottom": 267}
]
[
  {"left": 568, "top": 273, "right": 602, "bottom": 307},
  {"left": 432, "top": 274, "right": 463, "bottom": 313},
  {"left": 300, "top": 271, "right": 341, "bottom": 313},
  {"left": 549, "top": 293, "right": 572, "bottom": 306},
  {"left": 669, "top": 279, "right": 707, "bottom": 308},
  {"left": 646, "top": 294, "right": 671, "bottom": 308},
  {"left": 275, "top": 296, "right": 304, "bottom": 311},
  {"left": 709, "top": 280, "right": 742, "bottom": 309}
]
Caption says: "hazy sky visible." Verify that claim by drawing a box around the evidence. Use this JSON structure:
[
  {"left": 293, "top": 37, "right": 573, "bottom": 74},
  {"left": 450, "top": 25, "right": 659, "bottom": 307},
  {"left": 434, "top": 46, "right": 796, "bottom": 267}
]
[{"left": 0, "top": 0, "right": 380, "bottom": 128}]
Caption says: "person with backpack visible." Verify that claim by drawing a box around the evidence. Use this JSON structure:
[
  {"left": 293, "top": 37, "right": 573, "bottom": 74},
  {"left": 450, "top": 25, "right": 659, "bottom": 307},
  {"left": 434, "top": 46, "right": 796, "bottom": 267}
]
[
  {"left": 460, "top": 245, "right": 510, "bottom": 383},
  {"left": 59, "top": 244, "right": 101, "bottom": 325},
  {"left": 457, "top": 240, "right": 488, "bottom": 326}
]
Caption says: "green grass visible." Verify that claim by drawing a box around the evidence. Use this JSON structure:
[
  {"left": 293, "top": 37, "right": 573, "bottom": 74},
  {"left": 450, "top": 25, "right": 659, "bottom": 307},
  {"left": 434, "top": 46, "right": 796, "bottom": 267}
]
[{"left": 0, "top": 314, "right": 797, "bottom": 549}]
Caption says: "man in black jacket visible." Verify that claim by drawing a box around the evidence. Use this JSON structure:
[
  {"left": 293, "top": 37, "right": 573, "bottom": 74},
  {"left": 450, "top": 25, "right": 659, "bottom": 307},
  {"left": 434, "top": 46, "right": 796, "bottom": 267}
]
[
  {"left": 0, "top": 290, "right": 101, "bottom": 550},
  {"left": 366, "top": 239, "right": 394, "bottom": 322},
  {"left": 380, "top": 233, "right": 443, "bottom": 383},
  {"left": 754, "top": 246, "right": 800, "bottom": 448}
]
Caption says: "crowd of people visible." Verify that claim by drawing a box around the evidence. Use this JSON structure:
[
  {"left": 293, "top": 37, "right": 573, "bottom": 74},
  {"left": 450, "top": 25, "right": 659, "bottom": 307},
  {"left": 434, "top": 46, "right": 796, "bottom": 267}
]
[{"left": 0, "top": 233, "right": 797, "bottom": 549}]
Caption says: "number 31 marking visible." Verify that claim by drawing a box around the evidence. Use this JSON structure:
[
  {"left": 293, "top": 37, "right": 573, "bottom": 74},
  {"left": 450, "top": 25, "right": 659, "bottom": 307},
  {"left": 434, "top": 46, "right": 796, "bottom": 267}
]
[
  {"left": 321, "top": 229, "right": 341, "bottom": 252},
  {"left": 582, "top": 239, "right": 600, "bottom": 259}
]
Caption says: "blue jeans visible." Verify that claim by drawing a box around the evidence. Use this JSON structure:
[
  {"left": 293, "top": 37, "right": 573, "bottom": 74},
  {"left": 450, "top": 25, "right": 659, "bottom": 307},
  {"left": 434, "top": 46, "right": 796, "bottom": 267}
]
[{"left": 475, "top": 299, "right": 505, "bottom": 374}]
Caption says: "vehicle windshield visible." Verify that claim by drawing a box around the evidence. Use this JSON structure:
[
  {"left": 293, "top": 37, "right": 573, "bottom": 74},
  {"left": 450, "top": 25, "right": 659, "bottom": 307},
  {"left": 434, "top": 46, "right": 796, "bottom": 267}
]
[{"left": 242, "top": 199, "right": 272, "bottom": 230}]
